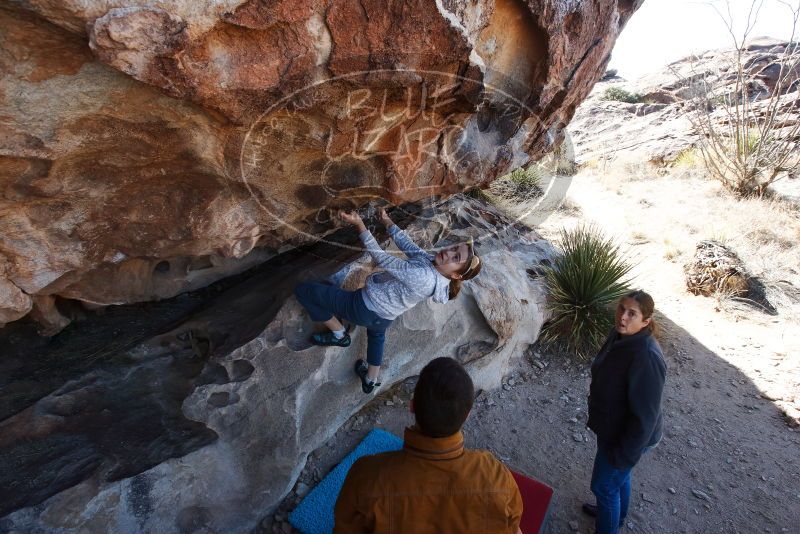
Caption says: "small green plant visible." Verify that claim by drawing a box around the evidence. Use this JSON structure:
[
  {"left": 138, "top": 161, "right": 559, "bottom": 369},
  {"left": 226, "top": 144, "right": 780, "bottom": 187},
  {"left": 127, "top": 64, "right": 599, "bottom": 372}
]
[
  {"left": 508, "top": 167, "right": 543, "bottom": 196},
  {"left": 674, "top": 148, "right": 701, "bottom": 168},
  {"left": 489, "top": 166, "right": 544, "bottom": 201},
  {"left": 601, "top": 86, "right": 643, "bottom": 104},
  {"left": 551, "top": 140, "right": 578, "bottom": 176},
  {"left": 465, "top": 186, "right": 495, "bottom": 204},
  {"left": 709, "top": 93, "right": 734, "bottom": 107},
  {"left": 541, "top": 226, "right": 634, "bottom": 358},
  {"left": 737, "top": 130, "right": 766, "bottom": 157}
]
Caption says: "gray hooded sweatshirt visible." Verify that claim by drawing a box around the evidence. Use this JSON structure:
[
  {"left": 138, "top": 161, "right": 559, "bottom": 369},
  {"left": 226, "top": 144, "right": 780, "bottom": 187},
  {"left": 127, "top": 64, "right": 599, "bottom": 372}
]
[{"left": 358, "top": 225, "right": 451, "bottom": 320}]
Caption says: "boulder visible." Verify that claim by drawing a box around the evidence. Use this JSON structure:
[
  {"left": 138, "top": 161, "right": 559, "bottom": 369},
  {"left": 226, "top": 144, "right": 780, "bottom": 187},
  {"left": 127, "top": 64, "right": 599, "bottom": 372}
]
[
  {"left": 636, "top": 103, "right": 668, "bottom": 116},
  {"left": 684, "top": 240, "right": 750, "bottom": 298},
  {"left": 601, "top": 68, "right": 620, "bottom": 81},
  {"left": 27, "top": 295, "right": 72, "bottom": 337},
  {"left": 0, "top": 195, "right": 554, "bottom": 532},
  {"left": 757, "top": 61, "right": 800, "bottom": 95},
  {"left": 0, "top": 278, "right": 31, "bottom": 327},
  {"left": 0, "top": 0, "right": 642, "bottom": 333},
  {"left": 744, "top": 53, "right": 776, "bottom": 74},
  {"left": 641, "top": 90, "right": 678, "bottom": 105},
  {"left": 684, "top": 240, "right": 776, "bottom": 315},
  {"left": 744, "top": 37, "right": 788, "bottom": 52}
]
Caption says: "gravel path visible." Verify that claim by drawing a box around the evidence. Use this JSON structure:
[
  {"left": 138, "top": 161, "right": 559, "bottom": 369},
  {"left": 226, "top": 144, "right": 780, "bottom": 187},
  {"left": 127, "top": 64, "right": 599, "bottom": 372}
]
[{"left": 263, "top": 326, "right": 800, "bottom": 534}]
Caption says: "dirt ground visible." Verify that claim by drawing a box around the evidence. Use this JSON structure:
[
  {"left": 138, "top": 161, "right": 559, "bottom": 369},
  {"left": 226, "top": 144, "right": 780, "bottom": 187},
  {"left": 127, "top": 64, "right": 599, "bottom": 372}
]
[{"left": 263, "top": 168, "right": 800, "bottom": 534}]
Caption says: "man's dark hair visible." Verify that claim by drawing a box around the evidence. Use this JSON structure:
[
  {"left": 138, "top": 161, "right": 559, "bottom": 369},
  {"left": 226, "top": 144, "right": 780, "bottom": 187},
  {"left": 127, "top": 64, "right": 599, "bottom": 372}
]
[{"left": 413, "top": 357, "right": 475, "bottom": 438}]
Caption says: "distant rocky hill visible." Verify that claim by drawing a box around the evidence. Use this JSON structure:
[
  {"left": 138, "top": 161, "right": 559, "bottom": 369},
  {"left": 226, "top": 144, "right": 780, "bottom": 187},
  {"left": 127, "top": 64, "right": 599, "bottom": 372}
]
[{"left": 569, "top": 37, "right": 800, "bottom": 176}]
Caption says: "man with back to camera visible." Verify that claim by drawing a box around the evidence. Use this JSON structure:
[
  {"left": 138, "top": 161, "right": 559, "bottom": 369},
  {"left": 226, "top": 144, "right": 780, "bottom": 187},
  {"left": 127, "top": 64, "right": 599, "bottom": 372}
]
[{"left": 334, "top": 357, "right": 523, "bottom": 533}]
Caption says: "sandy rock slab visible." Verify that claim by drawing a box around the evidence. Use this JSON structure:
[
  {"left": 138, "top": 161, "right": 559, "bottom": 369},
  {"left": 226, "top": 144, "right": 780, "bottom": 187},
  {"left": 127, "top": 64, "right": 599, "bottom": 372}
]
[{"left": 0, "top": 196, "right": 554, "bottom": 532}]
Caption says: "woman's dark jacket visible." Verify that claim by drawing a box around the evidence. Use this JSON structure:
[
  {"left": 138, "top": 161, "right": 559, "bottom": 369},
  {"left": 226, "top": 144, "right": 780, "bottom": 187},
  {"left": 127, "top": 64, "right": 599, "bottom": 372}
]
[{"left": 587, "top": 328, "right": 667, "bottom": 470}]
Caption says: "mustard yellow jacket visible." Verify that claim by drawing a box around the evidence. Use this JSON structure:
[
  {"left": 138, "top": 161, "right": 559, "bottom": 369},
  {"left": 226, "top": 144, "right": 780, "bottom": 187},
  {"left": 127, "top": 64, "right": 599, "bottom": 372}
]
[{"left": 334, "top": 426, "right": 523, "bottom": 533}]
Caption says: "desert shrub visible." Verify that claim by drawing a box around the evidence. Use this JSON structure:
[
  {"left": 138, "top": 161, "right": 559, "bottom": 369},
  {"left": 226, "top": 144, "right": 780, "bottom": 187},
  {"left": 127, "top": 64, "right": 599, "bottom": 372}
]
[
  {"left": 465, "top": 186, "right": 495, "bottom": 204},
  {"left": 681, "top": 2, "right": 800, "bottom": 197},
  {"left": 542, "top": 226, "right": 634, "bottom": 358},
  {"left": 552, "top": 140, "right": 578, "bottom": 175},
  {"left": 508, "top": 166, "right": 544, "bottom": 196},
  {"left": 581, "top": 158, "right": 601, "bottom": 170},
  {"left": 489, "top": 166, "right": 544, "bottom": 201},
  {"left": 602, "top": 86, "right": 643, "bottom": 104},
  {"left": 700, "top": 129, "right": 782, "bottom": 196},
  {"left": 673, "top": 148, "right": 702, "bottom": 168}
]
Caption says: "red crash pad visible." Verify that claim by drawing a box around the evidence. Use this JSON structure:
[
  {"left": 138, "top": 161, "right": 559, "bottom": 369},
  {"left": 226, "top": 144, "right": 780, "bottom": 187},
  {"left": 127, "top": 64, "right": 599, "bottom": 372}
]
[{"left": 511, "top": 470, "right": 554, "bottom": 534}]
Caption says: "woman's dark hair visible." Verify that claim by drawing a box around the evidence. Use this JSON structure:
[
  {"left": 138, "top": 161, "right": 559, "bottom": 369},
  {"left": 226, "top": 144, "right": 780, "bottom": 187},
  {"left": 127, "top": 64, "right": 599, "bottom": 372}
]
[
  {"left": 622, "top": 289, "right": 659, "bottom": 337},
  {"left": 413, "top": 357, "right": 475, "bottom": 438},
  {"left": 448, "top": 241, "right": 482, "bottom": 300}
]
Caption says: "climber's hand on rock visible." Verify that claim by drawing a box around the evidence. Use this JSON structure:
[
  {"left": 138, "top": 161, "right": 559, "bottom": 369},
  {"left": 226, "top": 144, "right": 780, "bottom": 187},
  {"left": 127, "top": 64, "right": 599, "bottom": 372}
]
[
  {"left": 340, "top": 210, "right": 362, "bottom": 225},
  {"left": 340, "top": 211, "right": 366, "bottom": 232},
  {"left": 378, "top": 207, "right": 393, "bottom": 227}
]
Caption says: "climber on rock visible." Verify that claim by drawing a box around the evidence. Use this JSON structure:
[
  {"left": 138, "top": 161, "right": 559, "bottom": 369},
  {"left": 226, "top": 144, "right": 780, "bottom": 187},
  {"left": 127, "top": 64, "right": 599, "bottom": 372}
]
[{"left": 294, "top": 207, "right": 482, "bottom": 394}]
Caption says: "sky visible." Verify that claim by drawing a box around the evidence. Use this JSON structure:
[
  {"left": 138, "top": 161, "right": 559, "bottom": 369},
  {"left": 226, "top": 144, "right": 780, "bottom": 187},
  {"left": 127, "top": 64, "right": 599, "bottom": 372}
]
[{"left": 608, "top": 0, "right": 799, "bottom": 79}]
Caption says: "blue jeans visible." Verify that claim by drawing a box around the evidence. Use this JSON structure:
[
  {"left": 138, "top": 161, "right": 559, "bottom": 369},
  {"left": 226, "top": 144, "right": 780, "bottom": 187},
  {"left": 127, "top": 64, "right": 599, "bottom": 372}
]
[
  {"left": 294, "top": 282, "right": 393, "bottom": 366},
  {"left": 590, "top": 446, "right": 652, "bottom": 534}
]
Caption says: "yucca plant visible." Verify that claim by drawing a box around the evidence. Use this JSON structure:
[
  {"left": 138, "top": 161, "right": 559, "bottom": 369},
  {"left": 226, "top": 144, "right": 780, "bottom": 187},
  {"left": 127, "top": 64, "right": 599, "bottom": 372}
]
[{"left": 542, "top": 226, "right": 634, "bottom": 358}]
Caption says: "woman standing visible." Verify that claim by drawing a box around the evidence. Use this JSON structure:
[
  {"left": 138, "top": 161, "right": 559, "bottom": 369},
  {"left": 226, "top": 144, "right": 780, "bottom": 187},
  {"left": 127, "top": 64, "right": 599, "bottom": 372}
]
[
  {"left": 584, "top": 290, "right": 667, "bottom": 534},
  {"left": 294, "top": 207, "right": 481, "bottom": 394}
]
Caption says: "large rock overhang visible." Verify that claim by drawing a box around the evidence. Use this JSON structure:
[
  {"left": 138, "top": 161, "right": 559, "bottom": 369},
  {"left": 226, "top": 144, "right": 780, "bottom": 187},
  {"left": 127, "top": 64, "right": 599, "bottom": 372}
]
[{"left": 0, "top": 0, "right": 644, "bottom": 330}]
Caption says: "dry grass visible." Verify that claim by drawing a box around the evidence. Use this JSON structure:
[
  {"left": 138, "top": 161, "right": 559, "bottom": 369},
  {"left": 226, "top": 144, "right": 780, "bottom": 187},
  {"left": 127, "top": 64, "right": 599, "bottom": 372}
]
[
  {"left": 488, "top": 152, "right": 800, "bottom": 319},
  {"left": 724, "top": 197, "right": 799, "bottom": 271},
  {"left": 663, "top": 238, "right": 683, "bottom": 262},
  {"left": 530, "top": 145, "right": 800, "bottom": 432},
  {"left": 621, "top": 162, "right": 659, "bottom": 182},
  {"left": 673, "top": 189, "right": 800, "bottom": 314},
  {"left": 629, "top": 231, "right": 650, "bottom": 245},
  {"left": 557, "top": 196, "right": 583, "bottom": 216},
  {"left": 539, "top": 161, "right": 800, "bottom": 319},
  {"left": 580, "top": 158, "right": 602, "bottom": 171},
  {"left": 673, "top": 148, "right": 702, "bottom": 169}
]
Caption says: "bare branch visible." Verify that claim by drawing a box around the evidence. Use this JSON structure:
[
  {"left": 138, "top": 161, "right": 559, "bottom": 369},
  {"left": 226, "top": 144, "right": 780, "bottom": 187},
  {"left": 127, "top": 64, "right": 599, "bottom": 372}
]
[{"left": 681, "top": 0, "right": 800, "bottom": 196}]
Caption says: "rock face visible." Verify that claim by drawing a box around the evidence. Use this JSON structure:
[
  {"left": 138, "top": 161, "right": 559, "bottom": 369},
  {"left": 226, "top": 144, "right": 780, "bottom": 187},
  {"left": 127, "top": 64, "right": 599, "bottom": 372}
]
[
  {"left": 0, "top": 196, "right": 554, "bottom": 532},
  {"left": 0, "top": 1, "right": 642, "bottom": 332}
]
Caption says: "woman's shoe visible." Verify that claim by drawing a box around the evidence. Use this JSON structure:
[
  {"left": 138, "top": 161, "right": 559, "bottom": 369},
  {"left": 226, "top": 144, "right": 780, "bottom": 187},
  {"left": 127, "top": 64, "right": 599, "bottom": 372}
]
[
  {"left": 310, "top": 331, "right": 351, "bottom": 347},
  {"left": 582, "top": 503, "right": 624, "bottom": 527},
  {"left": 354, "top": 359, "right": 380, "bottom": 394}
]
